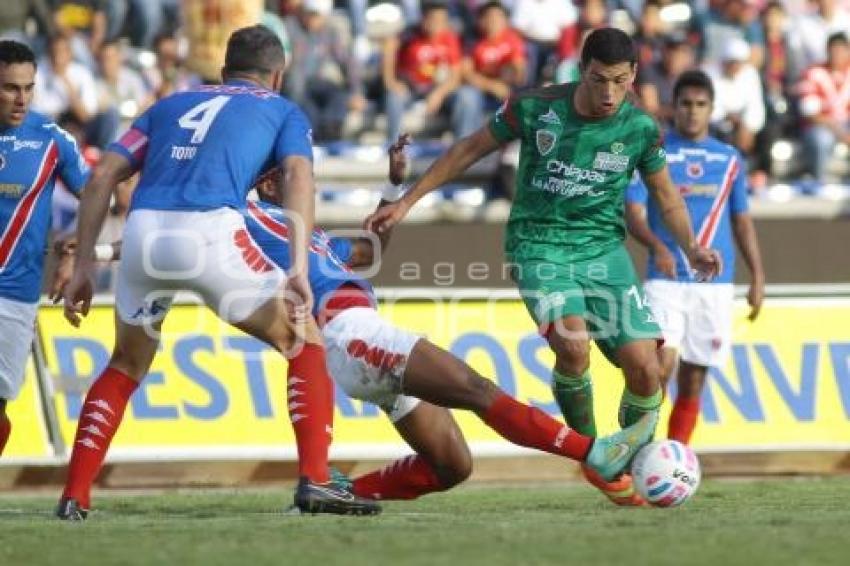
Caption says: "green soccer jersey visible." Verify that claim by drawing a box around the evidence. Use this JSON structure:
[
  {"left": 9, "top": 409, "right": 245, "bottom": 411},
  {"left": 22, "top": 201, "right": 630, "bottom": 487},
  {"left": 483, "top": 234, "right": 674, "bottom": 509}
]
[{"left": 488, "top": 82, "right": 667, "bottom": 263}]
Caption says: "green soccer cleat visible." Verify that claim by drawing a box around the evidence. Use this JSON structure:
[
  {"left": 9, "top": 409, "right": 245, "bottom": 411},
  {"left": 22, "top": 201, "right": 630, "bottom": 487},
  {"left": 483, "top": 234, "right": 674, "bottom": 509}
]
[{"left": 585, "top": 411, "right": 659, "bottom": 482}]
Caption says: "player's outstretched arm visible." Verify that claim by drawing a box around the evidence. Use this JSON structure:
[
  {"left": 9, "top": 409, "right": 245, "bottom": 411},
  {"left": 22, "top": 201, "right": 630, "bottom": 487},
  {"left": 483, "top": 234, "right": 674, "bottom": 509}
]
[
  {"left": 63, "top": 152, "right": 134, "bottom": 326},
  {"left": 624, "top": 201, "right": 676, "bottom": 278},
  {"left": 732, "top": 212, "right": 765, "bottom": 320},
  {"left": 642, "top": 166, "right": 722, "bottom": 281},
  {"left": 364, "top": 125, "right": 500, "bottom": 234}
]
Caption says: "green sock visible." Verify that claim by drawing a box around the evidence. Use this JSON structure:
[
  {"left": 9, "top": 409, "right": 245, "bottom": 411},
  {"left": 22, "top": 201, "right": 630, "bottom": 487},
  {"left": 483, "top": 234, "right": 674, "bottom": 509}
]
[
  {"left": 618, "top": 388, "right": 663, "bottom": 428},
  {"left": 551, "top": 370, "right": 597, "bottom": 437}
]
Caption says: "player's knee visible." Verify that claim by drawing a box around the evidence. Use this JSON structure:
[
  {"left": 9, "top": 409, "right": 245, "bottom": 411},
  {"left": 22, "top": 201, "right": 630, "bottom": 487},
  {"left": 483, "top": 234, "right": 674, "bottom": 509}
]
[
  {"left": 444, "top": 450, "right": 473, "bottom": 488},
  {"left": 457, "top": 366, "right": 499, "bottom": 411},
  {"left": 434, "top": 437, "right": 473, "bottom": 489},
  {"left": 659, "top": 356, "right": 676, "bottom": 383},
  {"left": 275, "top": 319, "right": 323, "bottom": 356},
  {"left": 626, "top": 355, "right": 663, "bottom": 396},
  {"left": 549, "top": 335, "right": 590, "bottom": 375}
]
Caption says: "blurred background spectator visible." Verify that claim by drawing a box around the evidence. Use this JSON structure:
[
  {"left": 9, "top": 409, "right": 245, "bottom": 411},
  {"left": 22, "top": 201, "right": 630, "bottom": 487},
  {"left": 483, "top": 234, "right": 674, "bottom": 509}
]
[
  {"left": 458, "top": 2, "right": 526, "bottom": 118},
  {"left": 32, "top": 30, "right": 98, "bottom": 131},
  {"left": 706, "top": 36, "right": 765, "bottom": 156},
  {"left": 382, "top": 1, "right": 471, "bottom": 142},
  {"left": 637, "top": 32, "right": 695, "bottom": 123},
  {"left": 554, "top": 0, "right": 608, "bottom": 83},
  {"left": 142, "top": 32, "right": 201, "bottom": 100},
  {"left": 0, "top": 0, "right": 55, "bottom": 52},
  {"left": 52, "top": 0, "right": 108, "bottom": 69},
  {"left": 695, "top": 0, "right": 764, "bottom": 67},
  {"left": 795, "top": 0, "right": 850, "bottom": 69},
  {"left": 283, "top": 0, "right": 367, "bottom": 141},
  {"left": 512, "top": 0, "right": 578, "bottom": 83},
  {"left": 755, "top": 1, "right": 802, "bottom": 180},
  {"left": 798, "top": 32, "right": 850, "bottom": 182},
  {"left": 91, "top": 39, "right": 153, "bottom": 146}
]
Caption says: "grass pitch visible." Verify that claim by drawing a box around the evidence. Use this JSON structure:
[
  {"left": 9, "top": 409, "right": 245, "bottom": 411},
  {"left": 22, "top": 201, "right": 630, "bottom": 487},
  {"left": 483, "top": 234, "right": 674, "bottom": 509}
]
[{"left": 1, "top": 477, "right": 849, "bottom": 566}]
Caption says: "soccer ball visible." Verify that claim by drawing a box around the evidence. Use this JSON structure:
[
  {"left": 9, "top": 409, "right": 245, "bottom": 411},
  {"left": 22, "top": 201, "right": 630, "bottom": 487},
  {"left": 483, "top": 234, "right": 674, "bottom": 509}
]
[{"left": 631, "top": 439, "right": 701, "bottom": 507}]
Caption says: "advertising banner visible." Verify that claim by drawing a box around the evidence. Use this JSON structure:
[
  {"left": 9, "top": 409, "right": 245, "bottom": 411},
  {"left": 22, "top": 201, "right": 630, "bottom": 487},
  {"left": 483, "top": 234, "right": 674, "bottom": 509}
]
[{"left": 32, "top": 296, "right": 850, "bottom": 460}]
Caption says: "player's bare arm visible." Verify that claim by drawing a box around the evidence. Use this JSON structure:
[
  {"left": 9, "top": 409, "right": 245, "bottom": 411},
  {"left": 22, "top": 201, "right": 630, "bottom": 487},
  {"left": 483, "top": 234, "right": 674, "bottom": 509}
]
[
  {"left": 49, "top": 239, "right": 121, "bottom": 307},
  {"left": 732, "top": 212, "right": 765, "bottom": 320},
  {"left": 62, "top": 152, "right": 134, "bottom": 326},
  {"left": 278, "top": 155, "right": 316, "bottom": 318},
  {"left": 625, "top": 201, "right": 677, "bottom": 278},
  {"left": 642, "top": 165, "right": 722, "bottom": 280},
  {"left": 365, "top": 125, "right": 500, "bottom": 234}
]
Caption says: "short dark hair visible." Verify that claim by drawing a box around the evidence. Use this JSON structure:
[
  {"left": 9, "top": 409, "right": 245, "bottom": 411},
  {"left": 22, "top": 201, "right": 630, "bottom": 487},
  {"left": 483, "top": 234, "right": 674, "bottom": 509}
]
[
  {"left": 580, "top": 27, "right": 637, "bottom": 67},
  {"left": 0, "top": 40, "right": 36, "bottom": 68},
  {"left": 827, "top": 32, "right": 849, "bottom": 50},
  {"left": 422, "top": 1, "right": 450, "bottom": 15},
  {"left": 224, "top": 25, "right": 286, "bottom": 76},
  {"left": 477, "top": 1, "right": 509, "bottom": 17},
  {"left": 673, "top": 69, "right": 715, "bottom": 102}
]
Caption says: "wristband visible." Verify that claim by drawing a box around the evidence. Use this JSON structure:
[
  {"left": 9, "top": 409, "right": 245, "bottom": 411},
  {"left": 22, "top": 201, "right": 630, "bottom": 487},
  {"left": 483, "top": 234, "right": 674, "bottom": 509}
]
[
  {"left": 94, "top": 244, "right": 115, "bottom": 261},
  {"left": 381, "top": 183, "right": 405, "bottom": 202}
]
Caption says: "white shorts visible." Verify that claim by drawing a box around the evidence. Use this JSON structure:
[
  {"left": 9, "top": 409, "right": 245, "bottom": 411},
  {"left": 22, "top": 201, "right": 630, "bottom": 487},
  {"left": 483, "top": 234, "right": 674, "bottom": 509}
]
[
  {"left": 322, "top": 307, "right": 421, "bottom": 422},
  {"left": 117, "top": 208, "right": 285, "bottom": 326},
  {"left": 0, "top": 296, "right": 37, "bottom": 400},
  {"left": 644, "top": 280, "right": 734, "bottom": 367}
]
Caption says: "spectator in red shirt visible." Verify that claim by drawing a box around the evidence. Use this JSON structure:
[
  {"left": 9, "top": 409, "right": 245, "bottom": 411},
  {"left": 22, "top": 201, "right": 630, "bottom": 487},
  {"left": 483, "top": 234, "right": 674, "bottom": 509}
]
[
  {"left": 457, "top": 1, "right": 526, "bottom": 121},
  {"left": 382, "top": 1, "right": 473, "bottom": 141},
  {"left": 798, "top": 32, "right": 850, "bottom": 180}
]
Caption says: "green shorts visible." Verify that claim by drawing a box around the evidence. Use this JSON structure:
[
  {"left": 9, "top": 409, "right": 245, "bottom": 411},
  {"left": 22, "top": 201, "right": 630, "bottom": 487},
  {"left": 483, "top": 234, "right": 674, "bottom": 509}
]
[{"left": 511, "top": 244, "right": 662, "bottom": 365}]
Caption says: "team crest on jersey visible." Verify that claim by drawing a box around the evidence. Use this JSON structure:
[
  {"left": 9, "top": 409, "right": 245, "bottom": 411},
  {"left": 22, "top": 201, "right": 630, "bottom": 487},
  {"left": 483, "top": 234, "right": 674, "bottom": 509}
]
[
  {"left": 536, "top": 130, "right": 557, "bottom": 155},
  {"left": 538, "top": 108, "right": 561, "bottom": 125},
  {"left": 686, "top": 161, "right": 704, "bottom": 179},
  {"left": 610, "top": 141, "right": 625, "bottom": 154}
]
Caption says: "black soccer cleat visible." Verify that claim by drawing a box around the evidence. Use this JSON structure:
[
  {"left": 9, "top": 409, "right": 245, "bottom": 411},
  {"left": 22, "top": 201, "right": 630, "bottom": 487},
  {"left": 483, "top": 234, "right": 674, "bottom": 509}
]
[
  {"left": 293, "top": 476, "right": 382, "bottom": 516},
  {"left": 56, "top": 497, "right": 89, "bottom": 521}
]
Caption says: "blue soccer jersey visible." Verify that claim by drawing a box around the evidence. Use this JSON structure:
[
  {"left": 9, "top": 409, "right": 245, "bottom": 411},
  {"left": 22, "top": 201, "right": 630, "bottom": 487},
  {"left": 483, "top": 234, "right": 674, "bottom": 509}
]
[
  {"left": 626, "top": 131, "right": 749, "bottom": 284},
  {"left": 0, "top": 112, "right": 89, "bottom": 303},
  {"left": 243, "top": 200, "right": 374, "bottom": 317},
  {"left": 109, "top": 80, "right": 313, "bottom": 212}
]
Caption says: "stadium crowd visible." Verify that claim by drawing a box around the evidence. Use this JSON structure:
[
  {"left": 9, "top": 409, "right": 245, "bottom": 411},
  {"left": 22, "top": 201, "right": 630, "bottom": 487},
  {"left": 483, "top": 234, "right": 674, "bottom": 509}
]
[{"left": 4, "top": 0, "right": 850, "bottom": 195}]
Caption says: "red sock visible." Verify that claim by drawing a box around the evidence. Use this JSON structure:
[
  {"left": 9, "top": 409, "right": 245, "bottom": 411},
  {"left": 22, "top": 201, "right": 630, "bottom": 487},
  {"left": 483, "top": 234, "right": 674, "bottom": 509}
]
[
  {"left": 0, "top": 414, "right": 11, "bottom": 456},
  {"left": 668, "top": 396, "right": 700, "bottom": 444},
  {"left": 62, "top": 367, "right": 138, "bottom": 509},
  {"left": 352, "top": 455, "right": 444, "bottom": 500},
  {"left": 287, "top": 343, "right": 333, "bottom": 483},
  {"left": 483, "top": 393, "right": 593, "bottom": 461}
]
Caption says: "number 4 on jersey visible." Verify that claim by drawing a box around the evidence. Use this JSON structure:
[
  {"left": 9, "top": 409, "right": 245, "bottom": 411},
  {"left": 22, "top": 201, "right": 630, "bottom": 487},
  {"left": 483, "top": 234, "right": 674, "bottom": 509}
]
[{"left": 178, "top": 95, "right": 230, "bottom": 144}]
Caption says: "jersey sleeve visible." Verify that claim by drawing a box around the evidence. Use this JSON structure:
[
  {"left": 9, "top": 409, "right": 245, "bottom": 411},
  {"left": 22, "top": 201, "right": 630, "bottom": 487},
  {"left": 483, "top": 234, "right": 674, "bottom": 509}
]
[
  {"left": 625, "top": 175, "right": 649, "bottom": 206},
  {"left": 636, "top": 118, "right": 667, "bottom": 175},
  {"left": 329, "top": 237, "right": 353, "bottom": 264},
  {"left": 729, "top": 153, "right": 750, "bottom": 214},
  {"left": 107, "top": 110, "right": 152, "bottom": 170},
  {"left": 52, "top": 125, "right": 90, "bottom": 195},
  {"left": 489, "top": 95, "right": 522, "bottom": 143},
  {"left": 274, "top": 105, "right": 314, "bottom": 162}
]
